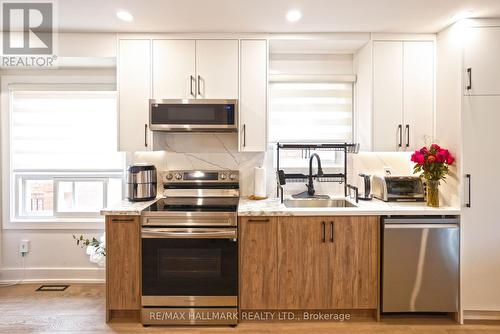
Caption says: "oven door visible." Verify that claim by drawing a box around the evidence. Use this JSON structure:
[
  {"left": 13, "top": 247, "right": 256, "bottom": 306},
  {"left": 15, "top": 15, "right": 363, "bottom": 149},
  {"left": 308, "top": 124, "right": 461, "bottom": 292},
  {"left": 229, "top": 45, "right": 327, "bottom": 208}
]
[
  {"left": 149, "top": 99, "right": 237, "bottom": 132},
  {"left": 141, "top": 228, "right": 238, "bottom": 307}
]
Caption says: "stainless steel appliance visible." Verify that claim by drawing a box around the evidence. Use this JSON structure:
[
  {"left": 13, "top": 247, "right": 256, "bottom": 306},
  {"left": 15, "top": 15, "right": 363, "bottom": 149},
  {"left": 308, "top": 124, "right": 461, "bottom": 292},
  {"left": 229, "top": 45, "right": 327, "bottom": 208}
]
[
  {"left": 141, "top": 170, "right": 239, "bottom": 326},
  {"left": 149, "top": 99, "right": 238, "bottom": 132},
  {"left": 358, "top": 173, "right": 373, "bottom": 201},
  {"left": 382, "top": 216, "right": 459, "bottom": 313},
  {"left": 126, "top": 164, "right": 157, "bottom": 202},
  {"left": 372, "top": 175, "right": 425, "bottom": 202}
]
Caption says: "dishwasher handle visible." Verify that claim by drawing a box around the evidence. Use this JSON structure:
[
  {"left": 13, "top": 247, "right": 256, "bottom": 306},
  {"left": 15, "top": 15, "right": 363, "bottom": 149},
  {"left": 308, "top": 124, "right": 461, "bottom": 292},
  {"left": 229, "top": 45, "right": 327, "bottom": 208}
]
[{"left": 384, "top": 223, "right": 459, "bottom": 229}]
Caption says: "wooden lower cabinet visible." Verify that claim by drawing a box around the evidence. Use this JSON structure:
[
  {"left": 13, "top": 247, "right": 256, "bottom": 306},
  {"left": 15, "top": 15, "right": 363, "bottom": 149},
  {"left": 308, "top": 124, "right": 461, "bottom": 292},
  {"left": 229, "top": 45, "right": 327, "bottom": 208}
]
[
  {"left": 278, "top": 216, "right": 331, "bottom": 309},
  {"left": 239, "top": 215, "right": 379, "bottom": 312},
  {"left": 328, "top": 216, "right": 379, "bottom": 309},
  {"left": 239, "top": 217, "right": 279, "bottom": 309},
  {"left": 105, "top": 215, "right": 141, "bottom": 321}
]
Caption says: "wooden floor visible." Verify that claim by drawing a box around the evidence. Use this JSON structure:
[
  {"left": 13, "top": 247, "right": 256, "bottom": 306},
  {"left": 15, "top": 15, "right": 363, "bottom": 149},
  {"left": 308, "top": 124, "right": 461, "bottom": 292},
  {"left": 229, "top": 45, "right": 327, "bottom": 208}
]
[{"left": 1, "top": 284, "right": 500, "bottom": 333}]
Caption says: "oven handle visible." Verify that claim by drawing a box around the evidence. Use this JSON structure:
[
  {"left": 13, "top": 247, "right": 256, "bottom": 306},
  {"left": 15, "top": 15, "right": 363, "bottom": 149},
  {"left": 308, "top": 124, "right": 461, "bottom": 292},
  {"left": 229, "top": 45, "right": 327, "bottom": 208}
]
[{"left": 142, "top": 228, "right": 237, "bottom": 239}]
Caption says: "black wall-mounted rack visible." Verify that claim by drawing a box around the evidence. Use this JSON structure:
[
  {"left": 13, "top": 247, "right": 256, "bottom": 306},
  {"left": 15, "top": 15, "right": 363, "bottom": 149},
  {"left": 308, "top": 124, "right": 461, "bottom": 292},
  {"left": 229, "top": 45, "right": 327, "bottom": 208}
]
[{"left": 276, "top": 142, "right": 359, "bottom": 200}]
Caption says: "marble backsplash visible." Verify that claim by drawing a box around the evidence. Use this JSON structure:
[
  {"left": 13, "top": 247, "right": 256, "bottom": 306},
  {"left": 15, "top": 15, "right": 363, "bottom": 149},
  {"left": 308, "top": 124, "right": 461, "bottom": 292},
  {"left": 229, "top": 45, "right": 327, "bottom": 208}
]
[
  {"left": 130, "top": 133, "right": 458, "bottom": 206},
  {"left": 131, "top": 133, "right": 268, "bottom": 196}
]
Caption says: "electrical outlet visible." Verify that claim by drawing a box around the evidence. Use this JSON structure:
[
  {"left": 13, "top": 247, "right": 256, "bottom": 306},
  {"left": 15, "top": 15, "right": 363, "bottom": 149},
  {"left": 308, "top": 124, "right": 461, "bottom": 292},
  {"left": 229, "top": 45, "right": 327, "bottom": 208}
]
[
  {"left": 383, "top": 166, "right": 392, "bottom": 175},
  {"left": 19, "top": 240, "right": 29, "bottom": 256}
]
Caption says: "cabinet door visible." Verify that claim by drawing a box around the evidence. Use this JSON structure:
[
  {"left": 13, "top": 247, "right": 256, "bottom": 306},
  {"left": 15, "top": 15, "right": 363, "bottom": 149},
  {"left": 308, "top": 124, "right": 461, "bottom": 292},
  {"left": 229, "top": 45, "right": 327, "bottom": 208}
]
[
  {"left": 152, "top": 40, "right": 196, "bottom": 99},
  {"left": 403, "top": 41, "right": 434, "bottom": 150},
  {"left": 118, "top": 39, "right": 152, "bottom": 152},
  {"left": 373, "top": 41, "right": 404, "bottom": 151},
  {"left": 277, "top": 217, "right": 331, "bottom": 309},
  {"left": 462, "top": 96, "right": 500, "bottom": 310},
  {"left": 327, "top": 216, "right": 379, "bottom": 309},
  {"left": 239, "top": 40, "right": 267, "bottom": 152},
  {"left": 106, "top": 216, "right": 141, "bottom": 311},
  {"left": 464, "top": 27, "right": 500, "bottom": 95},
  {"left": 195, "top": 40, "right": 239, "bottom": 99},
  {"left": 239, "top": 217, "right": 278, "bottom": 309}
]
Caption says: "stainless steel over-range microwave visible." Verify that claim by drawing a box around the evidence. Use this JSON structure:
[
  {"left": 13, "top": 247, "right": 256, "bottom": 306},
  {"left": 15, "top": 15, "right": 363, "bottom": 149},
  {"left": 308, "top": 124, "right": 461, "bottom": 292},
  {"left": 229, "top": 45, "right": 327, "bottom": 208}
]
[{"left": 149, "top": 99, "right": 238, "bottom": 132}]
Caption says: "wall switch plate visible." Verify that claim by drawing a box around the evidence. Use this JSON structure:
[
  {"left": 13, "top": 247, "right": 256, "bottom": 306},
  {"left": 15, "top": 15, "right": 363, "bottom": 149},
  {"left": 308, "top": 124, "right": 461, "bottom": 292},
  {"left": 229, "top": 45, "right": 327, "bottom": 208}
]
[
  {"left": 383, "top": 166, "right": 392, "bottom": 175},
  {"left": 19, "top": 240, "right": 29, "bottom": 255}
]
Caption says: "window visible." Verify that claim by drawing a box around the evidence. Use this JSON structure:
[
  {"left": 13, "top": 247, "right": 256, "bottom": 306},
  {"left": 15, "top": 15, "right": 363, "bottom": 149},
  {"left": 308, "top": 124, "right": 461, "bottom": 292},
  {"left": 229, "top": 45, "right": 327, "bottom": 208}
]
[
  {"left": 10, "top": 89, "right": 124, "bottom": 220},
  {"left": 269, "top": 81, "right": 353, "bottom": 167},
  {"left": 269, "top": 81, "right": 353, "bottom": 143}
]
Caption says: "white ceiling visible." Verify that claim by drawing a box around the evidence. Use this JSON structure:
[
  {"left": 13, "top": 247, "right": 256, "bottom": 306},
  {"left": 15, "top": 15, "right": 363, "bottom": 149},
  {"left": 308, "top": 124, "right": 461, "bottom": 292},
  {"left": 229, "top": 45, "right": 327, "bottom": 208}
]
[{"left": 58, "top": 0, "right": 500, "bottom": 33}]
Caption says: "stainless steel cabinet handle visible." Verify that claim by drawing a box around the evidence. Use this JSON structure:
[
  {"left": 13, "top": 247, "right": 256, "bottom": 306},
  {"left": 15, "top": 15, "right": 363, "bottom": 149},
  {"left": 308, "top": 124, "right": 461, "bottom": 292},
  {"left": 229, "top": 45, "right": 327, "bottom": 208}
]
[
  {"left": 190, "top": 75, "right": 195, "bottom": 97},
  {"left": 197, "top": 75, "right": 202, "bottom": 96},
  {"left": 322, "top": 221, "right": 326, "bottom": 243},
  {"left": 243, "top": 124, "right": 246, "bottom": 147},
  {"left": 466, "top": 68, "right": 472, "bottom": 90},
  {"left": 144, "top": 124, "right": 148, "bottom": 147},
  {"left": 398, "top": 124, "right": 402, "bottom": 148},
  {"left": 247, "top": 218, "right": 270, "bottom": 223},
  {"left": 466, "top": 174, "right": 471, "bottom": 208},
  {"left": 406, "top": 124, "right": 410, "bottom": 148},
  {"left": 330, "top": 221, "right": 334, "bottom": 243}
]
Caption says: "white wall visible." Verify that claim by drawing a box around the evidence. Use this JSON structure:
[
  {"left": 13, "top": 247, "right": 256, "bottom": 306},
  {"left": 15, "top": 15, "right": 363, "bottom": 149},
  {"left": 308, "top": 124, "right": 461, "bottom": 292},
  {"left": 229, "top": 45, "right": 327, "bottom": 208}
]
[
  {"left": 0, "top": 33, "right": 116, "bottom": 283},
  {"left": 435, "top": 23, "right": 464, "bottom": 208},
  {"left": 353, "top": 41, "right": 373, "bottom": 151}
]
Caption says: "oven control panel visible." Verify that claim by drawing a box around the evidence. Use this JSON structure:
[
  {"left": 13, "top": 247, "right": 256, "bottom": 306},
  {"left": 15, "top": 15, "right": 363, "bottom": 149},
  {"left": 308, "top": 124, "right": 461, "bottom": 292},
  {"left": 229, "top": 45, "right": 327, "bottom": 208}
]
[{"left": 162, "top": 170, "right": 239, "bottom": 183}]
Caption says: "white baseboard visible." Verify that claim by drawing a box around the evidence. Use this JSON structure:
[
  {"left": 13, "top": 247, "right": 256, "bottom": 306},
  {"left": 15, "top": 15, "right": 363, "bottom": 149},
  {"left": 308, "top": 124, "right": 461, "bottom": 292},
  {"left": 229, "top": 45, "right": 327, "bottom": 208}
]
[
  {"left": 463, "top": 310, "right": 500, "bottom": 321},
  {"left": 0, "top": 266, "right": 105, "bottom": 284}
]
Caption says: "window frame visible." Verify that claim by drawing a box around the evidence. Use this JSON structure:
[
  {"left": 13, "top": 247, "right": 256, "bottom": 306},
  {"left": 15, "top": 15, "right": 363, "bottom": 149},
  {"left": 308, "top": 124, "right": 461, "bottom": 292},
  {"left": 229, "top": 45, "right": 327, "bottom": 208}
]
[
  {"left": 1, "top": 75, "right": 122, "bottom": 230},
  {"left": 14, "top": 172, "right": 124, "bottom": 220}
]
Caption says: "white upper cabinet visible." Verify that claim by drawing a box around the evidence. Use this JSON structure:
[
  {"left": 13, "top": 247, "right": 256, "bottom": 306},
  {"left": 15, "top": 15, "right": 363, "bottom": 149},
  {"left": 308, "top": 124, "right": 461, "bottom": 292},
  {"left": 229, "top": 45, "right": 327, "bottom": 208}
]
[
  {"left": 151, "top": 39, "right": 238, "bottom": 99},
  {"left": 152, "top": 40, "right": 196, "bottom": 99},
  {"left": 403, "top": 41, "right": 434, "bottom": 150},
  {"left": 369, "top": 40, "right": 435, "bottom": 151},
  {"left": 195, "top": 40, "right": 239, "bottom": 99},
  {"left": 373, "top": 42, "right": 404, "bottom": 151},
  {"left": 118, "top": 39, "right": 152, "bottom": 152},
  {"left": 464, "top": 27, "right": 500, "bottom": 96},
  {"left": 239, "top": 39, "right": 268, "bottom": 152}
]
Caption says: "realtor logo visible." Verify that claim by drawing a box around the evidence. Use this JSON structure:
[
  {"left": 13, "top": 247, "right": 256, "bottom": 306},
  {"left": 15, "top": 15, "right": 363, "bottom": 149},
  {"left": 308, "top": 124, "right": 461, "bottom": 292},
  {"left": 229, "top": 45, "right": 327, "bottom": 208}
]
[
  {"left": 2, "top": 1, "right": 53, "bottom": 54},
  {"left": 1, "top": 0, "right": 57, "bottom": 67}
]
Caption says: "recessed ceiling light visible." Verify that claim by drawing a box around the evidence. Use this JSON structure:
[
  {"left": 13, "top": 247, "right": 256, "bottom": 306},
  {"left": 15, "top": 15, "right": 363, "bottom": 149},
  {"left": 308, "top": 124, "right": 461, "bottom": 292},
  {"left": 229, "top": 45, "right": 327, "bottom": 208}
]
[
  {"left": 452, "top": 10, "right": 473, "bottom": 22},
  {"left": 286, "top": 9, "right": 302, "bottom": 23},
  {"left": 116, "top": 10, "right": 133, "bottom": 22}
]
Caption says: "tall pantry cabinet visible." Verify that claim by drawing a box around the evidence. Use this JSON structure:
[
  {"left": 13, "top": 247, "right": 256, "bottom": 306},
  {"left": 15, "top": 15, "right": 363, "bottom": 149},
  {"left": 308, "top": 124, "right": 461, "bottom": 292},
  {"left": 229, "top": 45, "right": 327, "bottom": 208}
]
[
  {"left": 462, "top": 24, "right": 500, "bottom": 316},
  {"left": 437, "top": 20, "right": 500, "bottom": 321}
]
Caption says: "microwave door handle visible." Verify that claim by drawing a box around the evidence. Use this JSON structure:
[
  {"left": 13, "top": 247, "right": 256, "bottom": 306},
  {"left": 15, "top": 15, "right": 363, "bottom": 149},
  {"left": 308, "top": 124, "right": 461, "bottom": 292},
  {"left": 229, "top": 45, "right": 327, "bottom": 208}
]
[{"left": 142, "top": 229, "right": 237, "bottom": 239}]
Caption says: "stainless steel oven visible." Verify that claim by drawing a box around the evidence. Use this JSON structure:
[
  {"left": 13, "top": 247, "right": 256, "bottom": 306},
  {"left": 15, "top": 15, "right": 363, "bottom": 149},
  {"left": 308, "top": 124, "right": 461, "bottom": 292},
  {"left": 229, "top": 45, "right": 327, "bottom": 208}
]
[
  {"left": 149, "top": 99, "right": 238, "bottom": 132},
  {"left": 140, "top": 170, "right": 239, "bottom": 326}
]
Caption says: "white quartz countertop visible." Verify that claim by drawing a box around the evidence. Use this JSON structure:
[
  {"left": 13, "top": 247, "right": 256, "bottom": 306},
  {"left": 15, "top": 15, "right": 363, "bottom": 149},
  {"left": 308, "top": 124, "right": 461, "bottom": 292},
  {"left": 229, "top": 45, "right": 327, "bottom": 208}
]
[
  {"left": 100, "top": 196, "right": 460, "bottom": 216},
  {"left": 100, "top": 198, "right": 159, "bottom": 216},
  {"left": 237, "top": 196, "right": 461, "bottom": 216}
]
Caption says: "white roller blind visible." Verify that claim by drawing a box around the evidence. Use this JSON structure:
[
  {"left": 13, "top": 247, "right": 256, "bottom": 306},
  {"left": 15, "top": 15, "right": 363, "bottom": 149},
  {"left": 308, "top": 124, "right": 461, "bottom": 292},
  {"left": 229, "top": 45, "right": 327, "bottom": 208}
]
[
  {"left": 11, "top": 90, "right": 123, "bottom": 171},
  {"left": 269, "top": 82, "right": 353, "bottom": 143}
]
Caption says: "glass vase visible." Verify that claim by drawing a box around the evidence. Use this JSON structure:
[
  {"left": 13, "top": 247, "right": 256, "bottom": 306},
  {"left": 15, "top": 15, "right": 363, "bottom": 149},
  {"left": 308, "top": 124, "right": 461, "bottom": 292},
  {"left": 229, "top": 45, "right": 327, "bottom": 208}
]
[{"left": 426, "top": 180, "right": 440, "bottom": 207}]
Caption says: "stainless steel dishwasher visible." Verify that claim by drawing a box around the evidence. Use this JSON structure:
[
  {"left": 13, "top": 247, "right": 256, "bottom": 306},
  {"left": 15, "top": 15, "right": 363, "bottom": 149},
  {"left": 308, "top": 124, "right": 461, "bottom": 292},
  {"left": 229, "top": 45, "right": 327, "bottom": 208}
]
[{"left": 382, "top": 216, "right": 459, "bottom": 313}]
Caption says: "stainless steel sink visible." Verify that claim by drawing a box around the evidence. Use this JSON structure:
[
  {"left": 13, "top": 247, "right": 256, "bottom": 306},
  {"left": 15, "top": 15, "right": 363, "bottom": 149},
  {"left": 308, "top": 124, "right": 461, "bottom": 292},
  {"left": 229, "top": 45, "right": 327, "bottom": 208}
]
[{"left": 284, "top": 199, "right": 357, "bottom": 208}]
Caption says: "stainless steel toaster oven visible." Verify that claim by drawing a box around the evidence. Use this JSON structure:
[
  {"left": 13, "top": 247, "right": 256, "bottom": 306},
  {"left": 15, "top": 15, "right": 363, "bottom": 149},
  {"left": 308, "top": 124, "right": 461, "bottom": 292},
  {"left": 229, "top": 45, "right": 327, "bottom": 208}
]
[{"left": 371, "top": 175, "right": 425, "bottom": 202}]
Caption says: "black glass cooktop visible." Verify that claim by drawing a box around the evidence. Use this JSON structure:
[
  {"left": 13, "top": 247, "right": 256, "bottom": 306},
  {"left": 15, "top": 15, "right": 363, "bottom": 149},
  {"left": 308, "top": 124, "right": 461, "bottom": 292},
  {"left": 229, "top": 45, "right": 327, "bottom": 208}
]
[{"left": 143, "top": 197, "right": 238, "bottom": 212}]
